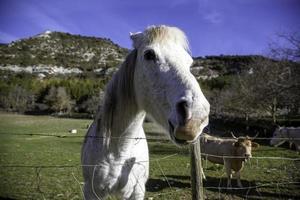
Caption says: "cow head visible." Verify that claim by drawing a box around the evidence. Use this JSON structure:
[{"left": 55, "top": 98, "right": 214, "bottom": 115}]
[{"left": 232, "top": 133, "right": 259, "bottom": 161}]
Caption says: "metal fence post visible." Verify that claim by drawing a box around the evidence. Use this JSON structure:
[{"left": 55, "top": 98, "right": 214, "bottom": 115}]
[{"left": 190, "top": 138, "right": 204, "bottom": 200}]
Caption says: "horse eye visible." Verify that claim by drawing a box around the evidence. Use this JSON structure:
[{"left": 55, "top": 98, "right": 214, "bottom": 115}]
[{"left": 144, "top": 49, "right": 156, "bottom": 61}]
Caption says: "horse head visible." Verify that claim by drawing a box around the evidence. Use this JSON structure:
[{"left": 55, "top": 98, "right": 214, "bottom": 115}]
[
  {"left": 270, "top": 126, "right": 286, "bottom": 146},
  {"left": 131, "top": 25, "right": 210, "bottom": 145}
]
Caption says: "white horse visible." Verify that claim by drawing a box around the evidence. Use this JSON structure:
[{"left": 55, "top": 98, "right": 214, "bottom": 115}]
[{"left": 81, "top": 25, "right": 210, "bottom": 200}]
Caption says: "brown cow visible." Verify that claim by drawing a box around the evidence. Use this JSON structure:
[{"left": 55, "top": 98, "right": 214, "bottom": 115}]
[{"left": 200, "top": 133, "right": 259, "bottom": 188}]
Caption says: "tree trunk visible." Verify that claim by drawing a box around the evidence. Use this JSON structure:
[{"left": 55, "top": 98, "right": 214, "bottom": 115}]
[
  {"left": 245, "top": 113, "right": 249, "bottom": 131},
  {"left": 272, "top": 97, "right": 277, "bottom": 124}
]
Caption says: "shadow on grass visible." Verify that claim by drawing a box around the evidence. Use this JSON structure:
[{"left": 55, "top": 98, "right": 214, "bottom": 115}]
[
  {"left": 204, "top": 176, "right": 300, "bottom": 199},
  {"left": 147, "top": 175, "right": 300, "bottom": 199},
  {"left": 146, "top": 176, "right": 190, "bottom": 192}
]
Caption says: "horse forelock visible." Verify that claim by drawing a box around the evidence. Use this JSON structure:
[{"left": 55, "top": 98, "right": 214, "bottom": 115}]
[
  {"left": 143, "top": 25, "right": 190, "bottom": 53},
  {"left": 97, "top": 49, "right": 137, "bottom": 136}
]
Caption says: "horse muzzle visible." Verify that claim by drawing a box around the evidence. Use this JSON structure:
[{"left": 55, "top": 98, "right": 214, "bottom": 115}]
[{"left": 169, "top": 117, "right": 207, "bottom": 145}]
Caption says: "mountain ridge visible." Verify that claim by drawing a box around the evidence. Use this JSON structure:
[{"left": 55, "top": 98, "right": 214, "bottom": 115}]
[
  {"left": 0, "top": 31, "right": 276, "bottom": 79},
  {"left": 0, "top": 31, "right": 128, "bottom": 75}
]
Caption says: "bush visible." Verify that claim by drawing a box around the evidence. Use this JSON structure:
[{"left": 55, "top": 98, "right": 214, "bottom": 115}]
[
  {"left": 44, "top": 86, "right": 73, "bottom": 114},
  {"left": 0, "top": 85, "right": 34, "bottom": 113}
]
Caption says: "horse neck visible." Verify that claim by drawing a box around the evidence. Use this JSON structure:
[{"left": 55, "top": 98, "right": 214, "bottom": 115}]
[
  {"left": 95, "top": 105, "right": 145, "bottom": 157},
  {"left": 96, "top": 49, "right": 145, "bottom": 158},
  {"left": 97, "top": 93, "right": 146, "bottom": 158},
  {"left": 111, "top": 104, "right": 145, "bottom": 149}
]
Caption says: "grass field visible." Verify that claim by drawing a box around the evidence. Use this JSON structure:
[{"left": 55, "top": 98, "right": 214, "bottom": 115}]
[{"left": 0, "top": 113, "right": 299, "bottom": 200}]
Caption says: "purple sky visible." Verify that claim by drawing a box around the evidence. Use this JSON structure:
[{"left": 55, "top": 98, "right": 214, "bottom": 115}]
[{"left": 0, "top": 0, "right": 299, "bottom": 56}]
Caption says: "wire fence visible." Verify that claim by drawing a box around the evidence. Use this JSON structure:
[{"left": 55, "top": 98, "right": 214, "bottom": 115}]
[
  {"left": 2, "top": 132, "right": 300, "bottom": 141},
  {"left": 0, "top": 132, "right": 300, "bottom": 199}
]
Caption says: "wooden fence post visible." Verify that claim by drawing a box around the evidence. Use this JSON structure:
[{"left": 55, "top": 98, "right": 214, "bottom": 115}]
[{"left": 190, "top": 138, "right": 204, "bottom": 200}]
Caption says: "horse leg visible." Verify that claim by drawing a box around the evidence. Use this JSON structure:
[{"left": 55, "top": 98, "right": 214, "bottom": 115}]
[
  {"left": 83, "top": 183, "right": 106, "bottom": 200},
  {"left": 127, "top": 183, "right": 145, "bottom": 200}
]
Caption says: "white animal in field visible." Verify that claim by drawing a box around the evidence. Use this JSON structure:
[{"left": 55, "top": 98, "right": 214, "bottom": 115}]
[
  {"left": 69, "top": 129, "right": 77, "bottom": 134},
  {"left": 200, "top": 133, "right": 259, "bottom": 188},
  {"left": 270, "top": 127, "right": 300, "bottom": 152},
  {"left": 81, "top": 25, "right": 210, "bottom": 199}
]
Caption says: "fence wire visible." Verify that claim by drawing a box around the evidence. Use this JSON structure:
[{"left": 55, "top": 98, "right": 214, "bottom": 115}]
[
  {"left": 1, "top": 132, "right": 300, "bottom": 141},
  {"left": 0, "top": 132, "right": 300, "bottom": 199}
]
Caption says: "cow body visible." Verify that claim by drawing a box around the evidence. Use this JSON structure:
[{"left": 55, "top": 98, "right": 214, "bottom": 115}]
[{"left": 200, "top": 133, "right": 259, "bottom": 187}]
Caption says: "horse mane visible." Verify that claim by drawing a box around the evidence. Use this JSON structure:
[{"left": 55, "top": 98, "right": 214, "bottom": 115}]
[
  {"left": 96, "top": 49, "right": 137, "bottom": 139},
  {"left": 144, "top": 25, "right": 190, "bottom": 53}
]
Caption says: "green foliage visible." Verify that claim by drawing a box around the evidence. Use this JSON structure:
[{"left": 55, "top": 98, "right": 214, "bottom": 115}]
[
  {"left": 0, "top": 85, "right": 34, "bottom": 113},
  {"left": 79, "top": 93, "right": 102, "bottom": 115},
  {"left": 201, "top": 75, "right": 235, "bottom": 90},
  {"left": 0, "top": 73, "right": 106, "bottom": 114},
  {"left": 44, "top": 86, "right": 73, "bottom": 113}
]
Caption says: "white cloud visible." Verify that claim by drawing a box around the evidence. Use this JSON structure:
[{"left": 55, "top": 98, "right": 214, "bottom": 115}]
[
  {"left": 30, "top": 10, "right": 69, "bottom": 32},
  {"left": 196, "top": 0, "right": 223, "bottom": 24},
  {"left": 22, "top": 2, "right": 77, "bottom": 33},
  {"left": 203, "top": 10, "right": 222, "bottom": 24}
]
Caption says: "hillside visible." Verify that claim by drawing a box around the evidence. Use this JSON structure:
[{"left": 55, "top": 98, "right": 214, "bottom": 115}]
[
  {"left": 1, "top": 31, "right": 298, "bottom": 120},
  {"left": 0, "top": 31, "right": 128, "bottom": 75},
  {"left": 191, "top": 55, "right": 271, "bottom": 79},
  {"left": 0, "top": 30, "right": 272, "bottom": 78}
]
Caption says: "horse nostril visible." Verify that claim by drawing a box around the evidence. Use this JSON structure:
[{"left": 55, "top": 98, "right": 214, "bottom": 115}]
[{"left": 176, "top": 100, "right": 192, "bottom": 126}]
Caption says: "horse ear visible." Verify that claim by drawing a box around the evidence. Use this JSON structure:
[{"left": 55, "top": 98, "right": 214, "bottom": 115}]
[
  {"left": 252, "top": 142, "right": 260, "bottom": 149},
  {"left": 130, "top": 32, "right": 144, "bottom": 49}
]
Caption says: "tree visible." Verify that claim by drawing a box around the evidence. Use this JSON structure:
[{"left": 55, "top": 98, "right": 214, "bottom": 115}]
[
  {"left": 79, "top": 91, "right": 104, "bottom": 117},
  {"left": 44, "top": 86, "right": 73, "bottom": 114},
  {"left": 269, "top": 32, "right": 300, "bottom": 62},
  {"left": 232, "top": 57, "right": 298, "bottom": 123},
  {"left": 219, "top": 33, "right": 300, "bottom": 123},
  {"left": 0, "top": 85, "right": 34, "bottom": 113},
  {"left": 269, "top": 32, "right": 300, "bottom": 116}
]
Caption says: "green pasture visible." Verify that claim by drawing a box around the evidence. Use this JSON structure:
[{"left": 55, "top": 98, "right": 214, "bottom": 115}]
[{"left": 0, "top": 113, "right": 299, "bottom": 200}]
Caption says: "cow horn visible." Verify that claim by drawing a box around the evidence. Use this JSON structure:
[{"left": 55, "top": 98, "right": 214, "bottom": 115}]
[
  {"left": 252, "top": 132, "right": 259, "bottom": 140},
  {"left": 230, "top": 131, "right": 237, "bottom": 139}
]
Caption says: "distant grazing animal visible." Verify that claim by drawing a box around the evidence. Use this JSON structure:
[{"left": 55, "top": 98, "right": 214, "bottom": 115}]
[
  {"left": 81, "top": 25, "right": 210, "bottom": 199},
  {"left": 270, "top": 127, "right": 300, "bottom": 152},
  {"left": 200, "top": 132, "right": 259, "bottom": 188},
  {"left": 69, "top": 129, "right": 77, "bottom": 134}
]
